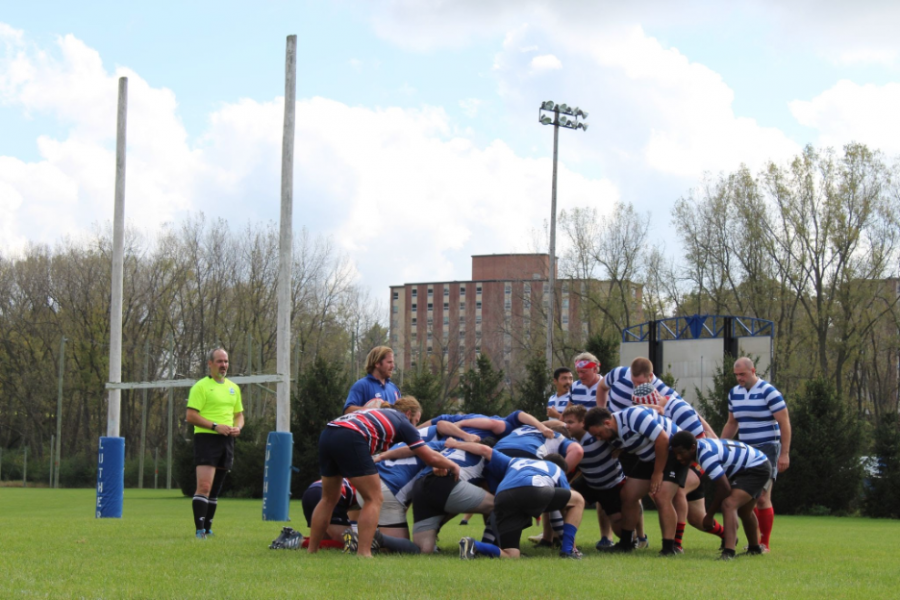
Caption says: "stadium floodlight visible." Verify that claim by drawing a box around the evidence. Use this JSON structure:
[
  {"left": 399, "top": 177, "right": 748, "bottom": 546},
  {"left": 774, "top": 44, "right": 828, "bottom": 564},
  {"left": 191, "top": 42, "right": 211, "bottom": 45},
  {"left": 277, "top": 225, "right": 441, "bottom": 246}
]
[{"left": 535, "top": 99, "right": 588, "bottom": 369}]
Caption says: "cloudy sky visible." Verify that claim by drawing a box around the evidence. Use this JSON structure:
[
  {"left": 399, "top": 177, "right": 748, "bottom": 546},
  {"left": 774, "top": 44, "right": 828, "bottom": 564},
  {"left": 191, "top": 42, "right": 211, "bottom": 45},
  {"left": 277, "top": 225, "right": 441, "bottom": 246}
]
[{"left": 2, "top": 1, "right": 899, "bottom": 296}]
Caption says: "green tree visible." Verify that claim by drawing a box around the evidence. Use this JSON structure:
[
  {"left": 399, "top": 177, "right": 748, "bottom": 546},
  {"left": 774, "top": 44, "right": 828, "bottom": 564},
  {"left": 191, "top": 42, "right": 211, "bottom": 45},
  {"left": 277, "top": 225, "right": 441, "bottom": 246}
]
[
  {"left": 863, "top": 413, "right": 900, "bottom": 519},
  {"left": 456, "top": 354, "right": 507, "bottom": 416},
  {"left": 774, "top": 378, "right": 864, "bottom": 515},
  {"left": 403, "top": 364, "right": 443, "bottom": 420},
  {"left": 585, "top": 334, "right": 619, "bottom": 373},
  {"left": 695, "top": 355, "right": 737, "bottom": 435},
  {"left": 291, "top": 355, "right": 349, "bottom": 495},
  {"left": 513, "top": 354, "right": 551, "bottom": 419}
]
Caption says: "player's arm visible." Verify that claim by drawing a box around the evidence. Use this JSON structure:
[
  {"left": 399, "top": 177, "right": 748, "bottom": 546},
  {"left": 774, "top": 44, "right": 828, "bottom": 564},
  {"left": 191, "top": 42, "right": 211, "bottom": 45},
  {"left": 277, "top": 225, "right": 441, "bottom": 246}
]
[
  {"left": 435, "top": 420, "right": 480, "bottom": 442},
  {"left": 444, "top": 437, "right": 494, "bottom": 460},
  {"left": 373, "top": 445, "right": 415, "bottom": 463},
  {"left": 514, "top": 411, "right": 554, "bottom": 438},
  {"left": 597, "top": 378, "right": 610, "bottom": 409},
  {"left": 564, "top": 442, "right": 584, "bottom": 474},
  {"left": 342, "top": 382, "right": 367, "bottom": 415},
  {"left": 412, "top": 445, "right": 460, "bottom": 480},
  {"left": 720, "top": 412, "right": 738, "bottom": 440},
  {"left": 773, "top": 407, "right": 791, "bottom": 472},
  {"left": 186, "top": 408, "right": 226, "bottom": 435},
  {"left": 454, "top": 417, "right": 507, "bottom": 435},
  {"left": 704, "top": 474, "right": 732, "bottom": 530},
  {"left": 699, "top": 415, "right": 718, "bottom": 439},
  {"left": 650, "top": 432, "right": 669, "bottom": 496},
  {"left": 547, "top": 406, "right": 562, "bottom": 420}
]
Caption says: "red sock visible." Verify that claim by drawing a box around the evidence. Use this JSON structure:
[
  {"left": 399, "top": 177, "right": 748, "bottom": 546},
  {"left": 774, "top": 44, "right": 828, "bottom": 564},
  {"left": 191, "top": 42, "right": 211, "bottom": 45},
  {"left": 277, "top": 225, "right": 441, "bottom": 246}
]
[
  {"left": 674, "top": 522, "right": 686, "bottom": 548},
  {"left": 706, "top": 520, "right": 725, "bottom": 539},
  {"left": 757, "top": 507, "right": 774, "bottom": 548},
  {"left": 320, "top": 539, "right": 345, "bottom": 549}
]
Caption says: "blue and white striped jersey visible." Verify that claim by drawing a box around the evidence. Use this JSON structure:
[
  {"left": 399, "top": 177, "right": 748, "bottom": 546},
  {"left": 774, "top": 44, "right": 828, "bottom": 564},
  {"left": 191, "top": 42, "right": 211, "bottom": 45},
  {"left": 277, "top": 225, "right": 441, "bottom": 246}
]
[
  {"left": 377, "top": 440, "right": 444, "bottom": 506},
  {"left": 577, "top": 432, "right": 625, "bottom": 490},
  {"left": 728, "top": 379, "right": 786, "bottom": 445},
  {"left": 494, "top": 426, "right": 576, "bottom": 459},
  {"left": 495, "top": 456, "right": 571, "bottom": 494},
  {"left": 605, "top": 367, "right": 680, "bottom": 413},
  {"left": 614, "top": 406, "right": 679, "bottom": 462},
  {"left": 570, "top": 379, "right": 599, "bottom": 408},
  {"left": 547, "top": 392, "right": 572, "bottom": 417},
  {"left": 663, "top": 397, "right": 705, "bottom": 438},
  {"left": 695, "top": 438, "right": 769, "bottom": 481}
]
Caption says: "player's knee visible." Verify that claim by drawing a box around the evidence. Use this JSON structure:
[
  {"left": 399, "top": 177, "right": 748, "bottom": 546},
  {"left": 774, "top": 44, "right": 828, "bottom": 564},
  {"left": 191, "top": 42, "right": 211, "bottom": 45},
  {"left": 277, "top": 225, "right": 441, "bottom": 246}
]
[{"left": 569, "top": 491, "right": 585, "bottom": 508}]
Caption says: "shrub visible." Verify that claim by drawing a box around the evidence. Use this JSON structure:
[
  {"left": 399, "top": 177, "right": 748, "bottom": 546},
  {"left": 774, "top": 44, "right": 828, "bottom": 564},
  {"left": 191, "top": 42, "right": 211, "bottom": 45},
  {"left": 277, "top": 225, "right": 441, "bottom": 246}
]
[{"left": 863, "top": 413, "right": 900, "bottom": 519}]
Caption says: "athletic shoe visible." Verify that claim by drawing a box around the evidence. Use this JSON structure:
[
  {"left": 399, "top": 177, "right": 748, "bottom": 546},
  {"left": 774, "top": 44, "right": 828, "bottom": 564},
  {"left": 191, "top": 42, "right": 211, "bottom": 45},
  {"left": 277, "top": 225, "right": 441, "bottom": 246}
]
[
  {"left": 595, "top": 537, "right": 615, "bottom": 550},
  {"left": 372, "top": 529, "right": 384, "bottom": 553},
  {"left": 204, "top": 530, "right": 214, "bottom": 538},
  {"left": 195, "top": 529, "right": 207, "bottom": 540},
  {"left": 599, "top": 542, "right": 633, "bottom": 554},
  {"left": 673, "top": 545, "right": 685, "bottom": 554},
  {"left": 282, "top": 530, "right": 304, "bottom": 550},
  {"left": 460, "top": 519, "right": 469, "bottom": 525},
  {"left": 459, "top": 536, "right": 477, "bottom": 560},
  {"left": 634, "top": 535, "right": 649, "bottom": 549},
  {"left": 527, "top": 534, "right": 544, "bottom": 544},
  {"left": 572, "top": 547, "right": 583, "bottom": 558},
  {"left": 658, "top": 548, "right": 678, "bottom": 557},
  {"left": 739, "top": 545, "right": 765, "bottom": 557},
  {"left": 269, "top": 526, "right": 295, "bottom": 549},
  {"left": 342, "top": 528, "right": 359, "bottom": 554},
  {"left": 559, "top": 550, "right": 582, "bottom": 560},
  {"left": 536, "top": 538, "right": 561, "bottom": 548},
  {"left": 717, "top": 551, "right": 735, "bottom": 562}
]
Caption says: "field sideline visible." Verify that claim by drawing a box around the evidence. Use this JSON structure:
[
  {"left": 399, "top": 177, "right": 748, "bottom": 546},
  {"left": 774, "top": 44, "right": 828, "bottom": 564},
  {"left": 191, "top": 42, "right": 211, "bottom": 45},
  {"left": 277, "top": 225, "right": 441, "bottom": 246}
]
[{"left": 2, "top": 489, "right": 898, "bottom": 599}]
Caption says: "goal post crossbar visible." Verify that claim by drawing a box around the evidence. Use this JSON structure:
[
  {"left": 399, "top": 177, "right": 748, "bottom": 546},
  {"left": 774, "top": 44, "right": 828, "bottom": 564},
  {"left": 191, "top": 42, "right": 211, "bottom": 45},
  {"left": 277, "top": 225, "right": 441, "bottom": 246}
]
[{"left": 105, "top": 374, "right": 287, "bottom": 390}]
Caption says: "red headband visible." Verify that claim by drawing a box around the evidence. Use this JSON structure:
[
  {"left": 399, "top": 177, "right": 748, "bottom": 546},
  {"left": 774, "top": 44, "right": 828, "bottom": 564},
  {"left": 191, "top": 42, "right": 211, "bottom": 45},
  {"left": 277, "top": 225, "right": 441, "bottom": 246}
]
[{"left": 575, "top": 360, "right": 598, "bottom": 370}]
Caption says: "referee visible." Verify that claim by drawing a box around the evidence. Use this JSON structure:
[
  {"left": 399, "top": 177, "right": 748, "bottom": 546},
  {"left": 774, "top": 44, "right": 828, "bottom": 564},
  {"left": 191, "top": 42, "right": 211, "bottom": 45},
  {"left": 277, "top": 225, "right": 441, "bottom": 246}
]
[{"left": 186, "top": 348, "right": 244, "bottom": 539}]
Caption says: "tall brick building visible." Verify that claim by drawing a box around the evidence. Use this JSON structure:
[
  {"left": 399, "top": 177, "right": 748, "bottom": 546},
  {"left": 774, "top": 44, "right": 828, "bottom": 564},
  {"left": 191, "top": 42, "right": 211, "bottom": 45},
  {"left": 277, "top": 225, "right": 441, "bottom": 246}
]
[{"left": 389, "top": 254, "right": 640, "bottom": 384}]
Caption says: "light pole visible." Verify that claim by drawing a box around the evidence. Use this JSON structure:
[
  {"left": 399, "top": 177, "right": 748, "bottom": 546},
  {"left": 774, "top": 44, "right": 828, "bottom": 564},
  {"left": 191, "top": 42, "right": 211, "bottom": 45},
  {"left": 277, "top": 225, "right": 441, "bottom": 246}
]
[{"left": 538, "top": 100, "right": 588, "bottom": 369}]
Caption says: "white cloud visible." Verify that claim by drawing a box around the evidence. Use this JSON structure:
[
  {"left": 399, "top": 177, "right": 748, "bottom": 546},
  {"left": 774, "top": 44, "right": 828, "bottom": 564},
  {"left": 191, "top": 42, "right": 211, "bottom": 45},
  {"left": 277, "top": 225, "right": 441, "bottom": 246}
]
[
  {"left": 458, "top": 98, "right": 482, "bottom": 117},
  {"left": 789, "top": 80, "right": 900, "bottom": 153},
  {"left": 530, "top": 54, "right": 562, "bottom": 71},
  {"left": 0, "top": 27, "right": 619, "bottom": 292}
]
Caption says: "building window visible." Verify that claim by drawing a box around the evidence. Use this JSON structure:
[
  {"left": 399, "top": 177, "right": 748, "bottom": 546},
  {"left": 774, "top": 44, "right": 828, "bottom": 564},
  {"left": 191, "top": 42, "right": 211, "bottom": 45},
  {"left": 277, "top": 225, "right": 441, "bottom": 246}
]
[
  {"left": 460, "top": 330, "right": 466, "bottom": 338},
  {"left": 427, "top": 317, "right": 434, "bottom": 326},
  {"left": 411, "top": 317, "right": 417, "bottom": 326},
  {"left": 460, "top": 287, "right": 466, "bottom": 297},
  {"left": 562, "top": 315, "right": 569, "bottom": 324},
  {"left": 562, "top": 282, "right": 569, "bottom": 293},
  {"left": 476, "top": 315, "right": 482, "bottom": 324},
  {"left": 392, "top": 334, "right": 398, "bottom": 343},
  {"left": 427, "top": 303, "right": 433, "bottom": 311},
  {"left": 476, "top": 301, "right": 482, "bottom": 309},
  {"left": 427, "top": 346, "right": 433, "bottom": 354},
  {"left": 392, "top": 305, "right": 398, "bottom": 313},
  {"left": 391, "top": 319, "right": 398, "bottom": 329},
  {"left": 427, "top": 332, "right": 432, "bottom": 340},
  {"left": 444, "top": 288, "right": 449, "bottom": 297},
  {"left": 476, "top": 285, "right": 482, "bottom": 294},
  {"left": 427, "top": 287, "right": 433, "bottom": 296},
  {"left": 504, "top": 300, "right": 511, "bottom": 309},
  {"left": 411, "top": 303, "right": 417, "bottom": 312},
  {"left": 504, "top": 283, "right": 511, "bottom": 294},
  {"left": 524, "top": 300, "right": 531, "bottom": 310},
  {"left": 459, "top": 302, "right": 466, "bottom": 310},
  {"left": 443, "top": 348, "right": 449, "bottom": 356},
  {"left": 392, "top": 291, "right": 399, "bottom": 300},
  {"left": 443, "top": 302, "right": 449, "bottom": 310},
  {"left": 476, "top": 331, "right": 482, "bottom": 339},
  {"left": 459, "top": 316, "right": 466, "bottom": 324},
  {"left": 443, "top": 316, "right": 449, "bottom": 325},
  {"left": 563, "top": 298, "right": 569, "bottom": 309},
  {"left": 412, "top": 288, "right": 417, "bottom": 298}
]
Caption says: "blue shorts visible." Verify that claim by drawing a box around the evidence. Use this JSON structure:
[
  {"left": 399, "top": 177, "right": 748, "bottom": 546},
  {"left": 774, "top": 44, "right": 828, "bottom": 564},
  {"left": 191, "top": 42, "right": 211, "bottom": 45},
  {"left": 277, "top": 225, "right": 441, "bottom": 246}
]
[
  {"left": 318, "top": 427, "right": 378, "bottom": 479},
  {"left": 753, "top": 441, "right": 781, "bottom": 481}
]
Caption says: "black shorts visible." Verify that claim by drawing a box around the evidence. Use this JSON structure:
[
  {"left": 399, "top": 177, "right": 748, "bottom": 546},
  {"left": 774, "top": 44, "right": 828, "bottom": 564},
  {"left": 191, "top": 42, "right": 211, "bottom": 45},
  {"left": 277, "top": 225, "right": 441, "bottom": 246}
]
[
  {"left": 494, "top": 487, "right": 571, "bottom": 550},
  {"left": 686, "top": 466, "right": 705, "bottom": 501},
  {"left": 620, "top": 452, "right": 688, "bottom": 487},
  {"left": 302, "top": 486, "right": 351, "bottom": 527},
  {"left": 193, "top": 433, "right": 234, "bottom": 470},
  {"left": 411, "top": 474, "right": 458, "bottom": 524},
  {"left": 318, "top": 427, "right": 378, "bottom": 479},
  {"left": 730, "top": 463, "right": 773, "bottom": 499},
  {"left": 753, "top": 441, "right": 781, "bottom": 481},
  {"left": 570, "top": 475, "right": 623, "bottom": 516}
]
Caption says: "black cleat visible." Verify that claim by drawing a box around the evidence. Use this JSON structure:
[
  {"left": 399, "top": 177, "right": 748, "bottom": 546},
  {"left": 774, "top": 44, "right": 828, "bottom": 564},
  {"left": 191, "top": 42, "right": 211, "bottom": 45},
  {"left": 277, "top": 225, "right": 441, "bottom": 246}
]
[
  {"left": 342, "top": 528, "right": 358, "bottom": 553},
  {"left": 269, "top": 526, "right": 294, "bottom": 549},
  {"left": 739, "top": 545, "right": 765, "bottom": 557}
]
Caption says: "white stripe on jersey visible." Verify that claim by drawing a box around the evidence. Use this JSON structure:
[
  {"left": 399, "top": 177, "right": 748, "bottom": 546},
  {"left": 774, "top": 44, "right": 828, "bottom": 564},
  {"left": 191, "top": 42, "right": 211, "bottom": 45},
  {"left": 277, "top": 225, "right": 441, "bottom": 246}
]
[
  {"left": 696, "top": 438, "right": 768, "bottom": 481},
  {"left": 570, "top": 379, "right": 599, "bottom": 408},
  {"left": 614, "top": 406, "right": 679, "bottom": 462},
  {"left": 728, "top": 379, "right": 786, "bottom": 445},
  {"left": 578, "top": 433, "right": 625, "bottom": 490},
  {"left": 604, "top": 366, "right": 680, "bottom": 413}
]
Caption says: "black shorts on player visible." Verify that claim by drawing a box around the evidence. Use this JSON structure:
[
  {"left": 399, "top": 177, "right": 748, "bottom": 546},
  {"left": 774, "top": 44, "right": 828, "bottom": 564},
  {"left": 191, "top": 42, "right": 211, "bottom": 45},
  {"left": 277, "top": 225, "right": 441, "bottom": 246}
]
[
  {"left": 317, "top": 427, "right": 379, "bottom": 479},
  {"left": 193, "top": 433, "right": 235, "bottom": 470},
  {"left": 570, "top": 475, "right": 623, "bottom": 516},
  {"left": 619, "top": 452, "right": 687, "bottom": 486},
  {"left": 302, "top": 486, "right": 351, "bottom": 527},
  {"left": 494, "top": 487, "right": 571, "bottom": 550},
  {"left": 730, "top": 463, "right": 773, "bottom": 499}
]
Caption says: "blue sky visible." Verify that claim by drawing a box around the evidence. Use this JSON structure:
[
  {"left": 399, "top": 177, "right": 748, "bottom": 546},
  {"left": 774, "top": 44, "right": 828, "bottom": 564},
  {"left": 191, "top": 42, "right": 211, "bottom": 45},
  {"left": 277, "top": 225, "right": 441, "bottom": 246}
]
[{"left": 3, "top": 1, "right": 900, "bottom": 297}]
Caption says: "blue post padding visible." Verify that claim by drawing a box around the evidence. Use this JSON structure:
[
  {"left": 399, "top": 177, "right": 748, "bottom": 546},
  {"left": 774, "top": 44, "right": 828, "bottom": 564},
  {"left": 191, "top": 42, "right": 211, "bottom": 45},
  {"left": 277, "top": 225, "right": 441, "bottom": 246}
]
[
  {"left": 96, "top": 437, "right": 125, "bottom": 519},
  {"left": 262, "top": 431, "right": 293, "bottom": 521}
]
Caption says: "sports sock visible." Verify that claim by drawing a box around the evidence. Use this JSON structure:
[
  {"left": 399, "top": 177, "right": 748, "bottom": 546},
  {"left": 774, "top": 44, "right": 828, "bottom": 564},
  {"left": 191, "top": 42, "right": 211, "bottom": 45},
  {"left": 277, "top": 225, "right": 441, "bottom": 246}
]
[
  {"left": 674, "top": 522, "right": 686, "bottom": 548},
  {"left": 473, "top": 540, "right": 501, "bottom": 558},
  {"left": 204, "top": 499, "right": 218, "bottom": 532},
  {"left": 618, "top": 529, "right": 634, "bottom": 548},
  {"left": 192, "top": 495, "right": 209, "bottom": 531},
  {"left": 560, "top": 523, "right": 578, "bottom": 555},
  {"left": 379, "top": 535, "right": 421, "bottom": 554},
  {"left": 205, "top": 471, "right": 227, "bottom": 531},
  {"left": 481, "top": 527, "right": 497, "bottom": 544},
  {"left": 661, "top": 538, "right": 675, "bottom": 554},
  {"left": 306, "top": 539, "right": 343, "bottom": 549},
  {"left": 757, "top": 507, "right": 774, "bottom": 548},
  {"left": 705, "top": 520, "right": 725, "bottom": 538},
  {"left": 549, "top": 511, "right": 565, "bottom": 537}
]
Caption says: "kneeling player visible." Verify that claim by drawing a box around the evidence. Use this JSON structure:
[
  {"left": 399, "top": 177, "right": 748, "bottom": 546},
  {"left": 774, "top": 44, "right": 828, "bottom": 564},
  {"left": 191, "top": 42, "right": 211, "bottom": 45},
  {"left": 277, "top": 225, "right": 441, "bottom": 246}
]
[{"left": 670, "top": 431, "right": 772, "bottom": 560}]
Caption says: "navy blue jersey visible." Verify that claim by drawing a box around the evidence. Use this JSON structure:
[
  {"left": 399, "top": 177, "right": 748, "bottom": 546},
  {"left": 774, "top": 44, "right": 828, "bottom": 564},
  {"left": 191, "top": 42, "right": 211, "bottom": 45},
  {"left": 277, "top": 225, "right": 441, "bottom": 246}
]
[
  {"left": 495, "top": 456, "right": 571, "bottom": 495},
  {"left": 328, "top": 408, "right": 424, "bottom": 454},
  {"left": 343, "top": 374, "right": 401, "bottom": 411}
]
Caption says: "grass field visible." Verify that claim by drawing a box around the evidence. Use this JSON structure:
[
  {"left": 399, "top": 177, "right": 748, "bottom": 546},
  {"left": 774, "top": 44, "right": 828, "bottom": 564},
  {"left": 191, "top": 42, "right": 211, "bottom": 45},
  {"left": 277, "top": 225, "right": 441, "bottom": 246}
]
[{"left": 2, "top": 488, "right": 899, "bottom": 599}]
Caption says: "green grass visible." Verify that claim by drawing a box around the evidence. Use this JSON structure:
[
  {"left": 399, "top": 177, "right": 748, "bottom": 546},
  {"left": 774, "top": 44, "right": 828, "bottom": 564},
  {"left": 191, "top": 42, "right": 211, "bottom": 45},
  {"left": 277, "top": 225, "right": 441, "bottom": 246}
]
[{"left": 1, "top": 489, "right": 899, "bottom": 599}]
